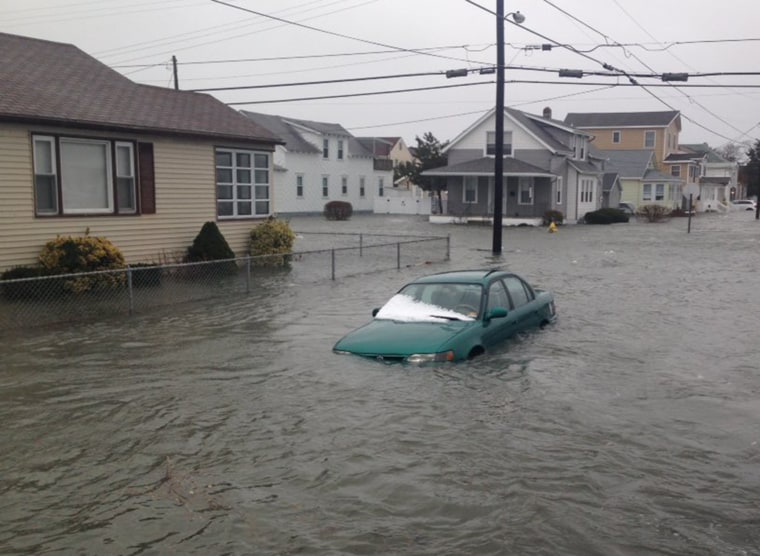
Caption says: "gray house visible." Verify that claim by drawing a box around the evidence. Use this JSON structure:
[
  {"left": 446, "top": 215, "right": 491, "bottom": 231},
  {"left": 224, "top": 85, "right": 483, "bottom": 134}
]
[
  {"left": 597, "top": 149, "right": 682, "bottom": 211},
  {"left": 423, "top": 107, "right": 604, "bottom": 224}
]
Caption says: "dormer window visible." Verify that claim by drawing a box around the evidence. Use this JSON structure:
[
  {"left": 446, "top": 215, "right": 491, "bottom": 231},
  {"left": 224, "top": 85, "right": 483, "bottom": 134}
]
[{"left": 486, "top": 131, "right": 512, "bottom": 156}]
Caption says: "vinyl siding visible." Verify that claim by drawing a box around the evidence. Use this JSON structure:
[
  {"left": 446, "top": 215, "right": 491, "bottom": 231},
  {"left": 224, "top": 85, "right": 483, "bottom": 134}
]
[{"left": 0, "top": 123, "right": 272, "bottom": 270}]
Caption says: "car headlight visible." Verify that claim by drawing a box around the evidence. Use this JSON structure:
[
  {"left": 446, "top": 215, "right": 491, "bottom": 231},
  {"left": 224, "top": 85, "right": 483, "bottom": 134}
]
[
  {"left": 405, "top": 351, "right": 455, "bottom": 364},
  {"left": 333, "top": 350, "right": 352, "bottom": 355}
]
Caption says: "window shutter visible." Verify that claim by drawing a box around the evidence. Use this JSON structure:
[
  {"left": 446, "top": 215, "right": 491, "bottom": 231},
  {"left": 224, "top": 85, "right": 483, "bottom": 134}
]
[{"left": 138, "top": 142, "right": 156, "bottom": 214}]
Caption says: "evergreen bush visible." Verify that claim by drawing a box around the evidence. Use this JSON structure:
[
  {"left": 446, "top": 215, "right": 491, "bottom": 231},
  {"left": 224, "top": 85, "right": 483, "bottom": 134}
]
[
  {"left": 583, "top": 208, "right": 630, "bottom": 225},
  {"left": 187, "top": 221, "right": 236, "bottom": 262},
  {"left": 39, "top": 235, "right": 126, "bottom": 293},
  {"left": 543, "top": 209, "right": 564, "bottom": 225},
  {"left": 0, "top": 265, "right": 62, "bottom": 300},
  {"left": 249, "top": 217, "right": 296, "bottom": 266},
  {"left": 324, "top": 200, "right": 353, "bottom": 221}
]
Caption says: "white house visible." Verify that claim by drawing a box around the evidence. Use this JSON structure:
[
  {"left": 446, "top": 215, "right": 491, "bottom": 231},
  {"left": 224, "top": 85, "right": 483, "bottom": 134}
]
[
  {"left": 423, "top": 107, "right": 604, "bottom": 224},
  {"left": 241, "top": 111, "right": 393, "bottom": 215}
]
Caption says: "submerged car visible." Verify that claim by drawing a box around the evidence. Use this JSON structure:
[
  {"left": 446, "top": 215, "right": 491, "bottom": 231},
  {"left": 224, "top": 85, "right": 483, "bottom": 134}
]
[
  {"left": 333, "top": 269, "right": 556, "bottom": 363},
  {"left": 731, "top": 199, "right": 756, "bottom": 211}
]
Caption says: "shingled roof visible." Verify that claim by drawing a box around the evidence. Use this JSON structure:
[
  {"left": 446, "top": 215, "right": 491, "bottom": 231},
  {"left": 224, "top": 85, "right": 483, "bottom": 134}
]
[
  {"left": 0, "top": 32, "right": 280, "bottom": 143},
  {"left": 564, "top": 110, "right": 680, "bottom": 129}
]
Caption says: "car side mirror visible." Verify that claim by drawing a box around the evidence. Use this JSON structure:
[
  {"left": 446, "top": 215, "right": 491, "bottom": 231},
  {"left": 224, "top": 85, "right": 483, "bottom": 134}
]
[
  {"left": 372, "top": 308, "right": 380, "bottom": 317},
  {"left": 486, "top": 307, "right": 508, "bottom": 321}
]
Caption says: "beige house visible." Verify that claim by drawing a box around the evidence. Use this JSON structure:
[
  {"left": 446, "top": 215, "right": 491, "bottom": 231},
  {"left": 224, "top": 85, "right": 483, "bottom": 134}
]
[
  {"left": 564, "top": 111, "right": 682, "bottom": 172},
  {"left": 0, "top": 32, "right": 281, "bottom": 272}
]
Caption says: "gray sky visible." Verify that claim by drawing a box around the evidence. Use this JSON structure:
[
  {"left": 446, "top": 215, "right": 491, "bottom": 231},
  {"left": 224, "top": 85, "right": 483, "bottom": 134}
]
[{"left": 3, "top": 0, "right": 760, "bottom": 149}]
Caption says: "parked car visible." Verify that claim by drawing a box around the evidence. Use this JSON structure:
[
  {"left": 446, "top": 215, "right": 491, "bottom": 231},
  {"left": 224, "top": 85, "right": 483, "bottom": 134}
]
[
  {"left": 618, "top": 202, "right": 636, "bottom": 215},
  {"left": 333, "top": 269, "right": 556, "bottom": 363},
  {"left": 731, "top": 199, "right": 757, "bottom": 211}
]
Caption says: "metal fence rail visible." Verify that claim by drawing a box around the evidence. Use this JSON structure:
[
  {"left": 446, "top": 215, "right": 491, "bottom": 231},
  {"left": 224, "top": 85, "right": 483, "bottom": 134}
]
[{"left": 0, "top": 234, "right": 449, "bottom": 330}]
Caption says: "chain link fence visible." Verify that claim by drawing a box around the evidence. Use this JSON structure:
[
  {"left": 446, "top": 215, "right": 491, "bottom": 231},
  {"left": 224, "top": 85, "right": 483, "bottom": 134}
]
[{"left": 0, "top": 233, "right": 449, "bottom": 330}]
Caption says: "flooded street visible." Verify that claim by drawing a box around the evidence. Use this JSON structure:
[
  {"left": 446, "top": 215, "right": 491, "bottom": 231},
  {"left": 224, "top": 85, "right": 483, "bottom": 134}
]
[{"left": 2, "top": 212, "right": 760, "bottom": 555}]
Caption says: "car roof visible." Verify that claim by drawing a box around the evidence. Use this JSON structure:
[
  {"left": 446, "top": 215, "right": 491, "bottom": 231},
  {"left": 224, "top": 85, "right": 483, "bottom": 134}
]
[{"left": 410, "top": 269, "right": 509, "bottom": 285}]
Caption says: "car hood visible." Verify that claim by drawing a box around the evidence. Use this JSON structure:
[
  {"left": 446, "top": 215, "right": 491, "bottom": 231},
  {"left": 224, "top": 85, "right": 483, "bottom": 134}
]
[{"left": 333, "top": 318, "right": 473, "bottom": 358}]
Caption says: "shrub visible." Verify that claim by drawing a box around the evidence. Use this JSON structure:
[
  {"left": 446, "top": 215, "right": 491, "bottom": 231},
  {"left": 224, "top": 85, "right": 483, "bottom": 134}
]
[
  {"left": 0, "top": 265, "right": 62, "bottom": 300},
  {"left": 324, "top": 200, "right": 353, "bottom": 221},
  {"left": 543, "top": 209, "right": 564, "bottom": 225},
  {"left": 129, "top": 263, "right": 162, "bottom": 288},
  {"left": 39, "top": 235, "right": 126, "bottom": 293},
  {"left": 249, "top": 217, "right": 296, "bottom": 266},
  {"left": 584, "top": 208, "right": 630, "bottom": 225},
  {"left": 187, "top": 221, "right": 235, "bottom": 262},
  {"left": 636, "top": 204, "right": 671, "bottom": 222}
]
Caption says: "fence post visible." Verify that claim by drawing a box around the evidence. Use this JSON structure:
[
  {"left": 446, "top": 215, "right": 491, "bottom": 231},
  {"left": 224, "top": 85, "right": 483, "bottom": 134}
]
[
  {"left": 246, "top": 256, "right": 251, "bottom": 293},
  {"left": 359, "top": 233, "right": 363, "bottom": 257},
  {"left": 127, "top": 267, "right": 134, "bottom": 316},
  {"left": 397, "top": 242, "right": 401, "bottom": 269},
  {"left": 331, "top": 249, "right": 336, "bottom": 280},
  {"left": 446, "top": 234, "right": 451, "bottom": 261}
]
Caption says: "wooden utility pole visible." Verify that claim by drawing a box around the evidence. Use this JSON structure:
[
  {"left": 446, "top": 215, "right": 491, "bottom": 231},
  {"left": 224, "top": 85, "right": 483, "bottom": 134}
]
[{"left": 172, "top": 55, "right": 179, "bottom": 90}]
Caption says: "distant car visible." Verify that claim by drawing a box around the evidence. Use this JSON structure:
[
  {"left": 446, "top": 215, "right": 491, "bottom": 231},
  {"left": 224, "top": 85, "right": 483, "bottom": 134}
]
[
  {"left": 618, "top": 202, "right": 636, "bottom": 215},
  {"left": 333, "top": 269, "right": 556, "bottom": 363},
  {"left": 731, "top": 199, "right": 757, "bottom": 211}
]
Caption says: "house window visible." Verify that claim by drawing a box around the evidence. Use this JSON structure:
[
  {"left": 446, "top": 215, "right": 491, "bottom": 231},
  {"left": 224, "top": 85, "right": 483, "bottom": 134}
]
[
  {"left": 463, "top": 176, "right": 477, "bottom": 203},
  {"left": 643, "top": 183, "right": 652, "bottom": 201},
  {"left": 378, "top": 177, "right": 384, "bottom": 197},
  {"left": 518, "top": 177, "right": 532, "bottom": 205},
  {"left": 655, "top": 183, "right": 665, "bottom": 201},
  {"left": 612, "top": 130, "right": 621, "bottom": 144},
  {"left": 580, "top": 179, "right": 594, "bottom": 203},
  {"left": 555, "top": 177, "right": 563, "bottom": 205},
  {"left": 341, "top": 175, "right": 348, "bottom": 195},
  {"left": 644, "top": 130, "right": 656, "bottom": 148},
  {"left": 359, "top": 176, "right": 366, "bottom": 197},
  {"left": 486, "top": 131, "right": 513, "bottom": 156},
  {"left": 32, "top": 134, "right": 140, "bottom": 216},
  {"left": 216, "top": 148, "right": 270, "bottom": 218},
  {"left": 296, "top": 174, "right": 304, "bottom": 198},
  {"left": 337, "top": 140, "right": 344, "bottom": 160},
  {"left": 671, "top": 165, "right": 681, "bottom": 177},
  {"left": 322, "top": 175, "right": 329, "bottom": 197},
  {"left": 322, "top": 138, "right": 329, "bottom": 159}
]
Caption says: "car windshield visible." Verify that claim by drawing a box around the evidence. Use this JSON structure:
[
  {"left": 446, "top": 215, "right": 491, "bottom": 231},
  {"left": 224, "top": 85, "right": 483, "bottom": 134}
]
[{"left": 375, "top": 282, "right": 482, "bottom": 322}]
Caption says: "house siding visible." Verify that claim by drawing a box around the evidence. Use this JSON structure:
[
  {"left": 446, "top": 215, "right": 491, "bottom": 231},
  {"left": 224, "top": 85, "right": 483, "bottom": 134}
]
[{"left": 0, "top": 123, "right": 273, "bottom": 270}]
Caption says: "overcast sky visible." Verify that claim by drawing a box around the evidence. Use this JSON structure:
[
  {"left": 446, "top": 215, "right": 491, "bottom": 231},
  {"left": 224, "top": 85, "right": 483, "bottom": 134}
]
[{"left": 3, "top": 0, "right": 760, "bottom": 149}]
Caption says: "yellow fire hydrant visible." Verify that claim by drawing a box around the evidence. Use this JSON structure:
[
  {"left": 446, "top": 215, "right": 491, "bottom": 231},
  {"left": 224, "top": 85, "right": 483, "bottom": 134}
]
[{"left": 548, "top": 221, "right": 558, "bottom": 233}]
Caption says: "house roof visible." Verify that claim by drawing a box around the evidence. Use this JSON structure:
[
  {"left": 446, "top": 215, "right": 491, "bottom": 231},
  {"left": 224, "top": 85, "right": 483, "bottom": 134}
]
[
  {"left": 283, "top": 117, "right": 352, "bottom": 137},
  {"left": 0, "top": 32, "right": 280, "bottom": 144},
  {"left": 564, "top": 110, "right": 681, "bottom": 129},
  {"left": 602, "top": 172, "right": 620, "bottom": 193},
  {"left": 241, "top": 111, "right": 320, "bottom": 154},
  {"left": 642, "top": 168, "right": 682, "bottom": 182},
  {"left": 422, "top": 156, "right": 554, "bottom": 177},
  {"left": 680, "top": 143, "right": 729, "bottom": 163},
  {"left": 355, "top": 137, "right": 396, "bottom": 157},
  {"left": 596, "top": 149, "right": 655, "bottom": 179},
  {"left": 664, "top": 152, "right": 705, "bottom": 163}
]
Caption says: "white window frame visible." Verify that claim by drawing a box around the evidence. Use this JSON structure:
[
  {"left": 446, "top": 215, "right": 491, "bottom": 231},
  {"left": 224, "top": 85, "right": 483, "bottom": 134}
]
[
  {"left": 32, "top": 135, "right": 58, "bottom": 215},
  {"left": 518, "top": 177, "right": 533, "bottom": 205},
  {"left": 359, "top": 176, "right": 366, "bottom": 197},
  {"left": 337, "top": 139, "right": 344, "bottom": 160},
  {"left": 59, "top": 137, "right": 114, "bottom": 215},
  {"left": 216, "top": 148, "right": 270, "bottom": 219},
  {"left": 486, "top": 131, "right": 513, "bottom": 156},
  {"left": 612, "top": 130, "right": 621, "bottom": 144},
  {"left": 463, "top": 176, "right": 478, "bottom": 204},
  {"left": 322, "top": 175, "right": 329, "bottom": 198},
  {"left": 296, "top": 174, "right": 304, "bottom": 198},
  {"left": 644, "top": 130, "right": 656, "bottom": 148},
  {"left": 671, "top": 165, "right": 681, "bottom": 177},
  {"left": 655, "top": 183, "right": 665, "bottom": 201},
  {"left": 341, "top": 175, "right": 348, "bottom": 196},
  {"left": 115, "top": 141, "right": 136, "bottom": 214},
  {"left": 555, "top": 177, "right": 563, "bottom": 205},
  {"left": 643, "top": 183, "right": 652, "bottom": 201},
  {"left": 322, "top": 138, "right": 329, "bottom": 159}
]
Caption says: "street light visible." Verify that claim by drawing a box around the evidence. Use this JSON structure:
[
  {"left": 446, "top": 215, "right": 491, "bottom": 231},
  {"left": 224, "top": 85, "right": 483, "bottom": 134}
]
[{"left": 492, "top": 4, "right": 525, "bottom": 254}]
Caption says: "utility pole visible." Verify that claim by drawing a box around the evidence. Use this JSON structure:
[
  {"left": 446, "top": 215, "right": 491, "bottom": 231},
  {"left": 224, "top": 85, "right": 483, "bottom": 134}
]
[
  {"left": 172, "top": 55, "right": 179, "bottom": 90},
  {"left": 492, "top": 0, "right": 505, "bottom": 254}
]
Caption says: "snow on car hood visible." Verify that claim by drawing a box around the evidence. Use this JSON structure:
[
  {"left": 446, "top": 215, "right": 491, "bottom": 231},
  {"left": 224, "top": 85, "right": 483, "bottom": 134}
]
[{"left": 374, "top": 294, "right": 475, "bottom": 323}]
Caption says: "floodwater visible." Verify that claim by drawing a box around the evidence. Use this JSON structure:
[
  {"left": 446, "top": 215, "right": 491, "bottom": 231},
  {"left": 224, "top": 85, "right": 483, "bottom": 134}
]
[{"left": 2, "top": 212, "right": 760, "bottom": 555}]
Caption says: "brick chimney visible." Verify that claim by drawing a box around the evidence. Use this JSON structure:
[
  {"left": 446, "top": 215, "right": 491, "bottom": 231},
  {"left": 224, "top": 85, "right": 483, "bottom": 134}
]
[{"left": 543, "top": 106, "right": 552, "bottom": 119}]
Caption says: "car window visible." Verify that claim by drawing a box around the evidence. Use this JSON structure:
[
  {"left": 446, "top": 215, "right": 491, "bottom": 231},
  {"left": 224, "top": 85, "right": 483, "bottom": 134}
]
[
  {"left": 503, "top": 276, "right": 531, "bottom": 308},
  {"left": 486, "top": 280, "right": 510, "bottom": 312}
]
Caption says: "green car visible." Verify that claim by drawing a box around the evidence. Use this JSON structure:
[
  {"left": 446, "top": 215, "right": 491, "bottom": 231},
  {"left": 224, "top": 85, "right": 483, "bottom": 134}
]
[{"left": 333, "top": 269, "right": 556, "bottom": 363}]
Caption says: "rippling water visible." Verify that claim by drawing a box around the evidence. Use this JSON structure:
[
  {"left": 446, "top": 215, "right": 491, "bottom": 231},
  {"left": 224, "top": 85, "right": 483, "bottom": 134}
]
[{"left": 2, "top": 213, "right": 760, "bottom": 555}]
